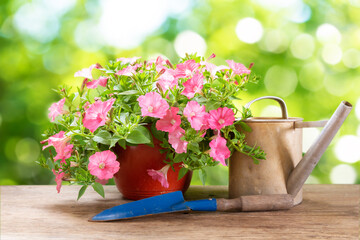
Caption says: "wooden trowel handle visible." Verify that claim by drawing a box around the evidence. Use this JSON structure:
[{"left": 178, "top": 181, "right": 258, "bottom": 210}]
[{"left": 216, "top": 194, "right": 293, "bottom": 212}]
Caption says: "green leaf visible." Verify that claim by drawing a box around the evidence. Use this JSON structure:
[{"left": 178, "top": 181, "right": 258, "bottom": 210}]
[
  {"left": 198, "top": 169, "right": 207, "bottom": 185},
  {"left": 117, "top": 139, "right": 126, "bottom": 149},
  {"left": 205, "top": 100, "right": 221, "bottom": 111},
  {"left": 173, "top": 153, "right": 187, "bottom": 163},
  {"left": 93, "top": 130, "right": 112, "bottom": 145},
  {"left": 187, "top": 142, "right": 200, "bottom": 153},
  {"left": 238, "top": 121, "right": 252, "bottom": 132},
  {"left": 126, "top": 125, "right": 152, "bottom": 144},
  {"left": 116, "top": 90, "right": 139, "bottom": 95},
  {"left": 151, "top": 122, "right": 165, "bottom": 141},
  {"left": 77, "top": 185, "right": 88, "bottom": 201},
  {"left": 92, "top": 182, "right": 105, "bottom": 198},
  {"left": 178, "top": 167, "right": 189, "bottom": 180},
  {"left": 109, "top": 136, "right": 121, "bottom": 148}
]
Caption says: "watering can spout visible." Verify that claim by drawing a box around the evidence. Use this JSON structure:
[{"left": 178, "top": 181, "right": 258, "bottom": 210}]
[{"left": 286, "top": 101, "right": 353, "bottom": 197}]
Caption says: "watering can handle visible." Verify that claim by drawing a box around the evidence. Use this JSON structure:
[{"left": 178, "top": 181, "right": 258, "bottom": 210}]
[{"left": 245, "top": 96, "right": 288, "bottom": 119}]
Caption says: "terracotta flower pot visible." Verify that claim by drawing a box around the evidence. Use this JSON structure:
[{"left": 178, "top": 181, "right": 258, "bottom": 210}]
[{"left": 113, "top": 138, "right": 192, "bottom": 200}]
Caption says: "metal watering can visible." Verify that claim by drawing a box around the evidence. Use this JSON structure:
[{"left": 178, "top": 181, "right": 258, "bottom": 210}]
[{"left": 229, "top": 96, "right": 352, "bottom": 205}]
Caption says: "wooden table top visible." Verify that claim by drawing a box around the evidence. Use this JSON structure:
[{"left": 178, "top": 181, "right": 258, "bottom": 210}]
[{"left": 0, "top": 185, "right": 359, "bottom": 239}]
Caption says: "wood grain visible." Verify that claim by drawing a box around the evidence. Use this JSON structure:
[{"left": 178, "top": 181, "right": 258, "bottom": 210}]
[{"left": 1, "top": 185, "right": 359, "bottom": 239}]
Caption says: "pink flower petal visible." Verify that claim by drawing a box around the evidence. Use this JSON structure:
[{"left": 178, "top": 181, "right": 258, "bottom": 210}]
[
  {"left": 181, "top": 73, "right": 204, "bottom": 99},
  {"left": 174, "top": 59, "right": 200, "bottom": 79},
  {"left": 156, "top": 107, "right": 181, "bottom": 133},
  {"left": 116, "top": 56, "right": 141, "bottom": 65},
  {"left": 137, "top": 92, "right": 169, "bottom": 118},
  {"left": 209, "top": 135, "right": 230, "bottom": 166},
  {"left": 74, "top": 63, "right": 101, "bottom": 79},
  {"left": 48, "top": 98, "right": 66, "bottom": 122},
  {"left": 83, "top": 98, "right": 116, "bottom": 132},
  {"left": 88, "top": 150, "right": 120, "bottom": 180},
  {"left": 52, "top": 169, "right": 65, "bottom": 193},
  {"left": 208, "top": 107, "right": 235, "bottom": 130},
  {"left": 86, "top": 76, "right": 108, "bottom": 89},
  {"left": 147, "top": 165, "right": 170, "bottom": 188},
  {"left": 226, "top": 60, "right": 251, "bottom": 75},
  {"left": 168, "top": 127, "right": 188, "bottom": 153},
  {"left": 183, "top": 101, "right": 208, "bottom": 131}
]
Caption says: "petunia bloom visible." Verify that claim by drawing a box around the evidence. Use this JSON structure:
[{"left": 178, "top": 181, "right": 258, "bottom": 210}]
[
  {"left": 157, "top": 69, "right": 178, "bottom": 91},
  {"left": 88, "top": 150, "right": 120, "bottom": 180},
  {"left": 42, "top": 131, "right": 73, "bottom": 163},
  {"left": 181, "top": 73, "right": 204, "bottom": 99},
  {"left": 168, "top": 127, "right": 188, "bottom": 153},
  {"left": 208, "top": 107, "right": 235, "bottom": 130},
  {"left": 209, "top": 135, "right": 231, "bottom": 166},
  {"left": 115, "top": 64, "right": 141, "bottom": 76},
  {"left": 52, "top": 169, "right": 65, "bottom": 193},
  {"left": 137, "top": 92, "right": 169, "bottom": 118},
  {"left": 147, "top": 164, "right": 170, "bottom": 188},
  {"left": 226, "top": 60, "right": 251, "bottom": 75},
  {"left": 183, "top": 101, "right": 208, "bottom": 131},
  {"left": 86, "top": 76, "right": 108, "bottom": 89},
  {"left": 174, "top": 59, "right": 200, "bottom": 79},
  {"left": 83, "top": 98, "right": 116, "bottom": 132},
  {"left": 116, "top": 56, "right": 141, "bottom": 65},
  {"left": 48, "top": 98, "right": 66, "bottom": 122},
  {"left": 156, "top": 107, "right": 181, "bottom": 133},
  {"left": 201, "top": 61, "right": 229, "bottom": 79},
  {"left": 74, "top": 63, "right": 101, "bottom": 79}
]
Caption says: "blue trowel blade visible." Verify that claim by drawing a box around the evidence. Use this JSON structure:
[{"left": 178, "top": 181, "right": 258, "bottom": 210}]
[{"left": 90, "top": 191, "right": 190, "bottom": 221}]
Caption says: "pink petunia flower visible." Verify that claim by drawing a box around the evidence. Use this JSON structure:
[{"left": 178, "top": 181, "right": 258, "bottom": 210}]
[
  {"left": 52, "top": 169, "right": 65, "bottom": 193},
  {"left": 137, "top": 92, "right": 169, "bottom": 118},
  {"left": 48, "top": 98, "right": 66, "bottom": 122},
  {"left": 74, "top": 63, "right": 101, "bottom": 79},
  {"left": 201, "top": 61, "right": 229, "bottom": 79},
  {"left": 208, "top": 107, "right": 235, "bottom": 130},
  {"left": 116, "top": 56, "right": 141, "bottom": 65},
  {"left": 88, "top": 150, "right": 120, "bottom": 180},
  {"left": 86, "top": 76, "right": 108, "bottom": 89},
  {"left": 147, "top": 164, "right": 170, "bottom": 188},
  {"left": 168, "top": 127, "right": 188, "bottom": 153},
  {"left": 183, "top": 101, "right": 208, "bottom": 131},
  {"left": 155, "top": 56, "right": 167, "bottom": 66},
  {"left": 156, "top": 107, "right": 181, "bottom": 133},
  {"left": 181, "top": 73, "right": 204, "bottom": 99},
  {"left": 209, "top": 135, "right": 231, "bottom": 166},
  {"left": 226, "top": 60, "right": 251, "bottom": 75},
  {"left": 42, "top": 131, "right": 73, "bottom": 163},
  {"left": 83, "top": 98, "right": 116, "bottom": 132},
  {"left": 174, "top": 59, "right": 200, "bottom": 79},
  {"left": 115, "top": 64, "right": 140, "bottom": 76},
  {"left": 157, "top": 69, "right": 178, "bottom": 91}
]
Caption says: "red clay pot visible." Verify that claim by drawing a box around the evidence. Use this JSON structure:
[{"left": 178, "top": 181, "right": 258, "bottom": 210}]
[{"left": 113, "top": 138, "right": 192, "bottom": 200}]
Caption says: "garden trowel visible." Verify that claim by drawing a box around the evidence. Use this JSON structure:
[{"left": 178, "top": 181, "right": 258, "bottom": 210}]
[{"left": 90, "top": 191, "right": 293, "bottom": 221}]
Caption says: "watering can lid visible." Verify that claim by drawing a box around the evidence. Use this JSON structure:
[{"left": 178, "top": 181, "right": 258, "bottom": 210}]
[{"left": 240, "top": 96, "right": 303, "bottom": 123}]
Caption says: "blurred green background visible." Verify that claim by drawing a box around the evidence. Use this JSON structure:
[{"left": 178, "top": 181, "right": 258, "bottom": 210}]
[{"left": 1, "top": 0, "right": 359, "bottom": 187}]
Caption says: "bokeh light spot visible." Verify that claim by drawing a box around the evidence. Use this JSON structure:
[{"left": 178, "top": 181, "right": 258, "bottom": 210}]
[
  {"left": 174, "top": 30, "right": 207, "bottom": 57},
  {"left": 15, "top": 138, "right": 40, "bottom": 164},
  {"left": 264, "top": 65, "right": 298, "bottom": 97},
  {"left": 299, "top": 61, "right": 324, "bottom": 91},
  {"left": 356, "top": 98, "right": 360, "bottom": 120},
  {"left": 321, "top": 44, "right": 342, "bottom": 65},
  {"left": 235, "top": 18, "right": 263, "bottom": 44},
  {"left": 342, "top": 48, "right": 360, "bottom": 69},
  {"left": 316, "top": 23, "right": 342, "bottom": 44},
  {"left": 260, "top": 105, "right": 282, "bottom": 118},
  {"left": 330, "top": 164, "right": 357, "bottom": 184},
  {"left": 334, "top": 135, "right": 360, "bottom": 163},
  {"left": 305, "top": 175, "right": 320, "bottom": 184},
  {"left": 303, "top": 128, "right": 320, "bottom": 152},
  {"left": 324, "top": 73, "right": 353, "bottom": 96},
  {"left": 290, "top": 34, "right": 315, "bottom": 60},
  {"left": 286, "top": 2, "right": 312, "bottom": 23},
  {"left": 261, "top": 29, "right": 288, "bottom": 53}
]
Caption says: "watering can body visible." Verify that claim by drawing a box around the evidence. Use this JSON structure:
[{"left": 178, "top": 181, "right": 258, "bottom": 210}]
[
  {"left": 228, "top": 96, "right": 340, "bottom": 205},
  {"left": 229, "top": 117, "right": 304, "bottom": 205}
]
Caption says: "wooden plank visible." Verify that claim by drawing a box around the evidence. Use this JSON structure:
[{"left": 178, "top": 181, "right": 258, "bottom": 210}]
[{"left": 0, "top": 185, "right": 359, "bottom": 239}]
